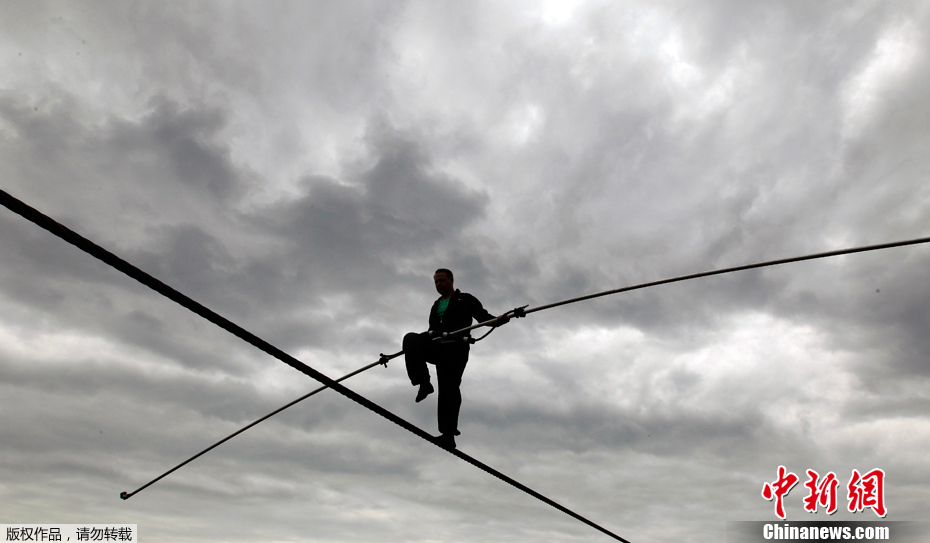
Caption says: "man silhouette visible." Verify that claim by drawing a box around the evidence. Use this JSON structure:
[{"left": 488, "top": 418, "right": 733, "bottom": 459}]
[{"left": 403, "top": 268, "right": 508, "bottom": 449}]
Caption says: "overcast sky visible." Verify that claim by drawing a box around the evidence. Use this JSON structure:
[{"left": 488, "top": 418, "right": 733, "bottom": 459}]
[{"left": 2, "top": 1, "right": 929, "bottom": 542}]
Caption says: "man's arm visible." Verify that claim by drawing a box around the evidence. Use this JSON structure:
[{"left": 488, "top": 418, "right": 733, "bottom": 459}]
[{"left": 469, "top": 294, "right": 510, "bottom": 327}]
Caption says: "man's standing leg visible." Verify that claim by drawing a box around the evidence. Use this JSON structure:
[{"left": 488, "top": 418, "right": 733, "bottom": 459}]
[
  {"left": 403, "top": 332, "right": 434, "bottom": 402},
  {"left": 435, "top": 354, "right": 467, "bottom": 443}
]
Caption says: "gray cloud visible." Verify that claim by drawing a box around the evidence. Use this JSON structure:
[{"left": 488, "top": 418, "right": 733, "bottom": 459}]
[{"left": 2, "top": 1, "right": 930, "bottom": 541}]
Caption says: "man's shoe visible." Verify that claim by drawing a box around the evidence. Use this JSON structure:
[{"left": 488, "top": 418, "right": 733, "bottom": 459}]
[
  {"left": 434, "top": 433, "right": 456, "bottom": 449},
  {"left": 415, "top": 381, "right": 434, "bottom": 403}
]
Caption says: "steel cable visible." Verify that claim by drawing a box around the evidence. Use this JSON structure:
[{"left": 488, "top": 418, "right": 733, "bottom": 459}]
[{"left": 0, "top": 189, "right": 629, "bottom": 542}]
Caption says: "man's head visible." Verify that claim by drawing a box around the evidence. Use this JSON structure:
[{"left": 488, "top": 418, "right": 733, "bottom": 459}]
[{"left": 433, "top": 268, "right": 454, "bottom": 298}]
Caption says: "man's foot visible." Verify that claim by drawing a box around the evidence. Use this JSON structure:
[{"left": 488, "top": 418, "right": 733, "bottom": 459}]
[
  {"left": 415, "top": 381, "right": 434, "bottom": 403},
  {"left": 434, "top": 433, "right": 456, "bottom": 449}
]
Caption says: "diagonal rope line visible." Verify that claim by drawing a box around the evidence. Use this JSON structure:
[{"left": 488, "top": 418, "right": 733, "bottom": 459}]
[
  {"left": 123, "top": 359, "right": 386, "bottom": 501},
  {"left": 0, "top": 189, "right": 629, "bottom": 543},
  {"left": 519, "top": 236, "right": 930, "bottom": 316},
  {"left": 449, "top": 235, "right": 930, "bottom": 337}
]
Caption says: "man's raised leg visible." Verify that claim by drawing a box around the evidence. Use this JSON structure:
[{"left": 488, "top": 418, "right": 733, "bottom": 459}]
[{"left": 403, "top": 332, "right": 434, "bottom": 402}]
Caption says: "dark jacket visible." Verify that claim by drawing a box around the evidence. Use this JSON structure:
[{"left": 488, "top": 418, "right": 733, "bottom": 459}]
[{"left": 428, "top": 290, "right": 496, "bottom": 350}]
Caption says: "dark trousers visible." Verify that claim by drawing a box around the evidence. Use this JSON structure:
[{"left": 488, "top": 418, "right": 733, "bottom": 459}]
[{"left": 403, "top": 332, "right": 468, "bottom": 436}]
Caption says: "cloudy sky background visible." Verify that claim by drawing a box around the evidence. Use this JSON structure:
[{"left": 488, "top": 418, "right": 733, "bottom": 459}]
[{"left": 2, "top": 1, "right": 929, "bottom": 541}]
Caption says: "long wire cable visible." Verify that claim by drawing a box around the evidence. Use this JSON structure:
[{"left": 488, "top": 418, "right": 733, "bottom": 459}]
[
  {"left": 448, "top": 235, "right": 930, "bottom": 338},
  {"left": 0, "top": 189, "right": 629, "bottom": 542},
  {"left": 123, "top": 359, "right": 386, "bottom": 501},
  {"left": 520, "top": 236, "right": 930, "bottom": 316}
]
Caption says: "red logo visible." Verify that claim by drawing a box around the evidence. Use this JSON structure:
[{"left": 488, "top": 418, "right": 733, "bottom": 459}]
[
  {"left": 761, "top": 466, "right": 799, "bottom": 519},
  {"left": 803, "top": 469, "right": 839, "bottom": 514},
  {"left": 847, "top": 468, "right": 887, "bottom": 517},
  {"left": 762, "top": 467, "right": 886, "bottom": 519}
]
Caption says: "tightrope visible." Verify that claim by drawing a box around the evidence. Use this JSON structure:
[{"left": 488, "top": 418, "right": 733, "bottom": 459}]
[{"left": 0, "top": 189, "right": 630, "bottom": 543}]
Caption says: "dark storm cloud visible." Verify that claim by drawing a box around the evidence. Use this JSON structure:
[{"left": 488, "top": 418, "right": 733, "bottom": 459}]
[
  {"left": 254, "top": 119, "right": 490, "bottom": 301},
  {"left": 122, "top": 97, "right": 244, "bottom": 201},
  {"left": 0, "top": 78, "right": 490, "bottom": 361},
  {"left": 0, "top": 91, "right": 245, "bottom": 231},
  {"left": 479, "top": 1, "right": 930, "bottom": 378},
  {"left": 0, "top": 92, "right": 264, "bottom": 371},
  {"left": 3, "top": 1, "right": 930, "bottom": 542}
]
